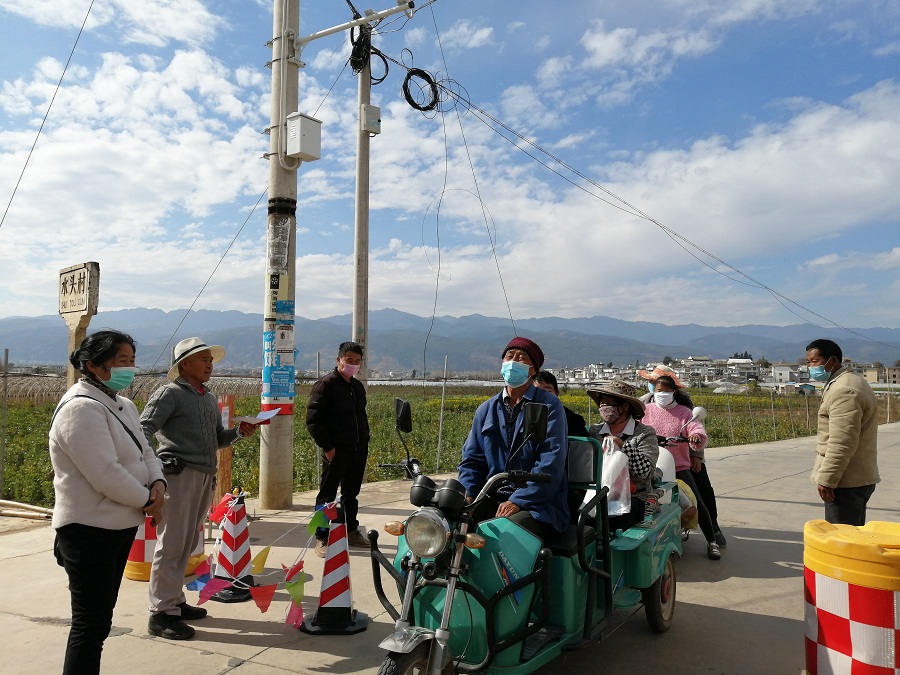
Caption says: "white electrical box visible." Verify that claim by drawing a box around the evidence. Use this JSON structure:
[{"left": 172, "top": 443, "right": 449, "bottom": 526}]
[
  {"left": 285, "top": 112, "right": 322, "bottom": 161},
  {"left": 360, "top": 104, "right": 381, "bottom": 135}
]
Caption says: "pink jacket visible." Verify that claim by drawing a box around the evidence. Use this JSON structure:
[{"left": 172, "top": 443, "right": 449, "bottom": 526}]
[{"left": 642, "top": 402, "right": 707, "bottom": 472}]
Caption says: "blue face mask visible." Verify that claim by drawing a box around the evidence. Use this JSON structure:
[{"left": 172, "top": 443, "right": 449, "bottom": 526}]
[
  {"left": 106, "top": 367, "right": 137, "bottom": 391},
  {"left": 501, "top": 361, "right": 531, "bottom": 388},
  {"left": 808, "top": 365, "right": 829, "bottom": 382}
]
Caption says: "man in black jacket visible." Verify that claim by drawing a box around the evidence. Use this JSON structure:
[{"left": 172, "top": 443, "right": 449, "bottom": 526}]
[{"left": 305, "top": 341, "right": 371, "bottom": 557}]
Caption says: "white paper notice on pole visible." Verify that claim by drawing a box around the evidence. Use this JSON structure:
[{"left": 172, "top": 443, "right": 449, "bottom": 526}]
[{"left": 234, "top": 409, "right": 280, "bottom": 425}]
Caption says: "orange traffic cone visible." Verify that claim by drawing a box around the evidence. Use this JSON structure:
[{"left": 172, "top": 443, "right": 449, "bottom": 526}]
[
  {"left": 124, "top": 516, "right": 205, "bottom": 581},
  {"left": 300, "top": 505, "right": 367, "bottom": 634},
  {"left": 210, "top": 491, "right": 254, "bottom": 603}
]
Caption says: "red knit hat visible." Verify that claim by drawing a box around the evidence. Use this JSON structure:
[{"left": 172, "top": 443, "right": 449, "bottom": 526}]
[{"left": 502, "top": 337, "right": 544, "bottom": 371}]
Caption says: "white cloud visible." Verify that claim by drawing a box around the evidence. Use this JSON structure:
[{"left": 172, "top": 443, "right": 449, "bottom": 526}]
[
  {"left": 441, "top": 20, "right": 494, "bottom": 52},
  {"left": 0, "top": 0, "right": 222, "bottom": 47},
  {"left": 579, "top": 20, "right": 719, "bottom": 103}
]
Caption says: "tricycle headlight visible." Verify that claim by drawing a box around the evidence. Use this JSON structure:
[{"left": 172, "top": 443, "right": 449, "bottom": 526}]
[{"left": 405, "top": 508, "right": 451, "bottom": 558}]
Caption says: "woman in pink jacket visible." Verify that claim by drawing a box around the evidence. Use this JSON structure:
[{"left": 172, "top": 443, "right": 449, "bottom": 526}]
[{"left": 642, "top": 375, "right": 722, "bottom": 560}]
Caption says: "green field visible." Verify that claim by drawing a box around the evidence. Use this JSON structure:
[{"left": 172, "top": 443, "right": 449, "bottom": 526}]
[{"left": 2, "top": 385, "right": 896, "bottom": 508}]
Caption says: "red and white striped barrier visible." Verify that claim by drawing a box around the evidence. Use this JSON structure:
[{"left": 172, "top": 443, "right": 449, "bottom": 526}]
[
  {"left": 210, "top": 493, "right": 254, "bottom": 602},
  {"left": 300, "top": 505, "right": 367, "bottom": 634},
  {"left": 804, "top": 566, "right": 900, "bottom": 674}
]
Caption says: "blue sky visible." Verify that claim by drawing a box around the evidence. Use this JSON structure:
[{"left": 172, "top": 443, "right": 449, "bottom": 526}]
[{"left": 1, "top": 0, "right": 898, "bottom": 331}]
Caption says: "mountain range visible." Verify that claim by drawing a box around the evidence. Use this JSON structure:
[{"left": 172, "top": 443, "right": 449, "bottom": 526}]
[{"left": 2, "top": 308, "right": 899, "bottom": 374}]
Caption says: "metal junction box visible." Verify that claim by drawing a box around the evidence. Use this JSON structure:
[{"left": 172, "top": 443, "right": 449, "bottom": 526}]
[{"left": 285, "top": 112, "right": 322, "bottom": 161}]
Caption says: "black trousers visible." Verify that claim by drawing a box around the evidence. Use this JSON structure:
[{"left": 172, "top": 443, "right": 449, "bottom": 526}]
[
  {"left": 54, "top": 523, "right": 138, "bottom": 675},
  {"left": 825, "top": 484, "right": 876, "bottom": 525},
  {"left": 315, "top": 444, "right": 369, "bottom": 537},
  {"left": 677, "top": 470, "right": 719, "bottom": 543},
  {"left": 692, "top": 463, "right": 720, "bottom": 523}
]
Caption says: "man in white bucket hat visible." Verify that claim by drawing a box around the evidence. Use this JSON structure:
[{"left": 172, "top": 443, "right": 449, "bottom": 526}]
[{"left": 141, "top": 338, "right": 258, "bottom": 639}]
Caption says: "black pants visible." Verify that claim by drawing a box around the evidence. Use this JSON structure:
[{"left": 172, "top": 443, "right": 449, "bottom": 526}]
[
  {"left": 677, "top": 470, "right": 719, "bottom": 543},
  {"left": 315, "top": 444, "right": 369, "bottom": 537},
  {"left": 825, "top": 484, "right": 876, "bottom": 525},
  {"left": 692, "top": 463, "right": 719, "bottom": 523},
  {"left": 54, "top": 523, "right": 138, "bottom": 675}
]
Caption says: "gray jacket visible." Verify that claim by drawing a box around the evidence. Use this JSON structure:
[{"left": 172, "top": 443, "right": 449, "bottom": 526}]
[{"left": 140, "top": 378, "right": 239, "bottom": 474}]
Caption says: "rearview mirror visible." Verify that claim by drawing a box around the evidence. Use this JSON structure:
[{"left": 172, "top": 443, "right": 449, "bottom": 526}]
[
  {"left": 523, "top": 402, "right": 548, "bottom": 444},
  {"left": 690, "top": 406, "right": 708, "bottom": 423},
  {"left": 395, "top": 398, "right": 412, "bottom": 434}
]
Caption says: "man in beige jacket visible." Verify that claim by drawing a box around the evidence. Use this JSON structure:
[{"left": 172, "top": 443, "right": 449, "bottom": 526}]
[{"left": 806, "top": 339, "right": 879, "bottom": 525}]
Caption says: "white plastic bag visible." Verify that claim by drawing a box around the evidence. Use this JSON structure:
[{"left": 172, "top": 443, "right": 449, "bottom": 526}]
[{"left": 600, "top": 437, "right": 631, "bottom": 515}]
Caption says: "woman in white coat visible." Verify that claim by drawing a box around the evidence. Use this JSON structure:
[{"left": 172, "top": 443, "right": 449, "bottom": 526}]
[{"left": 49, "top": 330, "right": 165, "bottom": 674}]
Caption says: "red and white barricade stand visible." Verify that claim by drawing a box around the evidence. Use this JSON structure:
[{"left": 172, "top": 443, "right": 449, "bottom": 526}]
[
  {"left": 804, "top": 520, "right": 900, "bottom": 675},
  {"left": 124, "top": 515, "right": 204, "bottom": 582}
]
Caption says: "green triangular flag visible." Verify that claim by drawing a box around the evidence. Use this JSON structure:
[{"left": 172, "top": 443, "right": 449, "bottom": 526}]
[
  {"left": 306, "top": 510, "right": 328, "bottom": 536},
  {"left": 285, "top": 578, "right": 305, "bottom": 604}
]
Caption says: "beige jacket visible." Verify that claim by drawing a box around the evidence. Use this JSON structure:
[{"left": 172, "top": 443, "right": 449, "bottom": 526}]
[{"left": 810, "top": 366, "right": 879, "bottom": 489}]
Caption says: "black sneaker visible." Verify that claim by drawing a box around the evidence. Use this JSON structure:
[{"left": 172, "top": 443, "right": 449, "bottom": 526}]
[
  {"left": 707, "top": 542, "right": 721, "bottom": 560},
  {"left": 177, "top": 602, "right": 208, "bottom": 620},
  {"left": 148, "top": 612, "right": 196, "bottom": 640},
  {"left": 714, "top": 530, "right": 727, "bottom": 547}
]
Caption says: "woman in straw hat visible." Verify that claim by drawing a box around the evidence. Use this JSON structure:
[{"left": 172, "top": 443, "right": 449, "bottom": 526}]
[
  {"left": 643, "top": 374, "right": 723, "bottom": 560},
  {"left": 586, "top": 380, "right": 659, "bottom": 533}
]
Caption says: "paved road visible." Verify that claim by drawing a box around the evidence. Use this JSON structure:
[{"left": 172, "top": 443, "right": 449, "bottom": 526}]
[{"left": 2, "top": 423, "right": 898, "bottom": 674}]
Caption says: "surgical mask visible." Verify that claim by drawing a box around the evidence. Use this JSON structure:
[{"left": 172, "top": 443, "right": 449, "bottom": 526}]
[
  {"left": 599, "top": 405, "right": 622, "bottom": 424},
  {"left": 341, "top": 363, "right": 361, "bottom": 378},
  {"left": 501, "top": 361, "right": 531, "bottom": 387},
  {"left": 654, "top": 391, "right": 675, "bottom": 407},
  {"left": 106, "top": 367, "right": 137, "bottom": 391},
  {"left": 808, "top": 365, "right": 829, "bottom": 382}
]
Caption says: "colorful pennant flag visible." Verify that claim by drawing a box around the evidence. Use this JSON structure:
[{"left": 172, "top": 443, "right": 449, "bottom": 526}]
[
  {"left": 249, "top": 584, "right": 278, "bottom": 613},
  {"left": 282, "top": 560, "right": 304, "bottom": 582},
  {"left": 306, "top": 510, "right": 328, "bottom": 536},
  {"left": 286, "top": 600, "right": 304, "bottom": 628},
  {"left": 186, "top": 573, "right": 211, "bottom": 592},
  {"left": 251, "top": 546, "right": 271, "bottom": 574},
  {"left": 284, "top": 578, "right": 305, "bottom": 604},
  {"left": 198, "top": 578, "right": 232, "bottom": 604},
  {"left": 322, "top": 503, "right": 339, "bottom": 521}
]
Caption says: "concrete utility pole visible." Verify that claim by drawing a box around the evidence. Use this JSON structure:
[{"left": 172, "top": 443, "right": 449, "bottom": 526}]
[
  {"left": 259, "top": 0, "right": 300, "bottom": 509},
  {"left": 352, "top": 39, "right": 373, "bottom": 382},
  {"left": 259, "top": 1, "right": 415, "bottom": 508}
]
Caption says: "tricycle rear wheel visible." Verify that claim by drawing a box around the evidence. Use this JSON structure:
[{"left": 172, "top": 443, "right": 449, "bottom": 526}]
[
  {"left": 642, "top": 554, "right": 676, "bottom": 633},
  {"left": 378, "top": 644, "right": 455, "bottom": 675}
]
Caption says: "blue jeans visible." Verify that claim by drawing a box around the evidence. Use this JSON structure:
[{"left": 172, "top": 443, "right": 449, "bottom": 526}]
[
  {"left": 824, "top": 484, "right": 876, "bottom": 526},
  {"left": 54, "top": 523, "right": 138, "bottom": 675}
]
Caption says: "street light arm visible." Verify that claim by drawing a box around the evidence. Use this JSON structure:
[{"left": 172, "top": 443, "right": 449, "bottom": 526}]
[{"left": 295, "top": 1, "right": 414, "bottom": 47}]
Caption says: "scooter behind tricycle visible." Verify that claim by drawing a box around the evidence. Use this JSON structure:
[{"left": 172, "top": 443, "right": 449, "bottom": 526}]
[{"left": 369, "top": 399, "right": 683, "bottom": 674}]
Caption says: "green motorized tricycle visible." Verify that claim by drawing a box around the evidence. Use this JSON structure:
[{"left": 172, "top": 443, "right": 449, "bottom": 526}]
[{"left": 369, "top": 400, "right": 683, "bottom": 674}]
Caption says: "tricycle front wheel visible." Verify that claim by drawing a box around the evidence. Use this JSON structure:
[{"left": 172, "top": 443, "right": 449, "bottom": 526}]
[
  {"left": 641, "top": 554, "right": 676, "bottom": 633},
  {"left": 377, "top": 644, "right": 455, "bottom": 675}
]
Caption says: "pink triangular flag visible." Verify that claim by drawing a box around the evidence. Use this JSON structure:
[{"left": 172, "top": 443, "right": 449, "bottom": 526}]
[
  {"left": 286, "top": 599, "right": 304, "bottom": 628},
  {"left": 198, "top": 578, "right": 232, "bottom": 604},
  {"left": 249, "top": 584, "right": 278, "bottom": 613}
]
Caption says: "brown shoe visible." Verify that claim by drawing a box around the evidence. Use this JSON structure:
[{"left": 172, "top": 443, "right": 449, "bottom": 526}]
[
  {"left": 347, "top": 529, "right": 370, "bottom": 549},
  {"left": 314, "top": 539, "right": 327, "bottom": 558}
]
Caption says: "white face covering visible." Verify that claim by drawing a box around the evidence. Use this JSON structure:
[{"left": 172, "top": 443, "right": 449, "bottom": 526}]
[{"left": 654, "top": 391, "right": 675, "bottom": 407}]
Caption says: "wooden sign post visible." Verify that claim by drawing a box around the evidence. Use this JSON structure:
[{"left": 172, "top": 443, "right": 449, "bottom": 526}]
[{"left": 59, "top": 262, "right": 99, "bottom": 387}]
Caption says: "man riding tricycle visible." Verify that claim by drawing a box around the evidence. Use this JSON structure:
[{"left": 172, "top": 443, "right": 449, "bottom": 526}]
[{"left": 368, "top": 339, "right": 683, "bottom": 674}]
